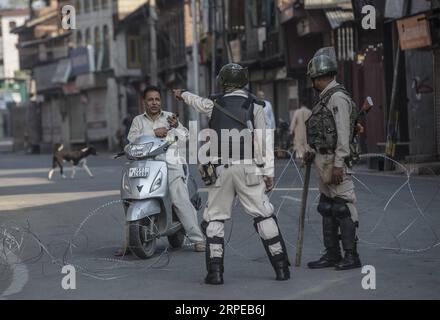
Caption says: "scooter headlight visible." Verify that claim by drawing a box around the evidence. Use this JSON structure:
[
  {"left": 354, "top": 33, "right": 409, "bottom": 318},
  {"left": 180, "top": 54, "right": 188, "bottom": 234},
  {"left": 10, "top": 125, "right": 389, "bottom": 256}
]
[
  {"left": 123, "top": 172, "right": 131, "bottom": 194},
  {"left": 150, "top": 171, "right": 163, "bottom": 193},
  {"left": 126, "top": 142, "right": 154, "bottom": 159}
]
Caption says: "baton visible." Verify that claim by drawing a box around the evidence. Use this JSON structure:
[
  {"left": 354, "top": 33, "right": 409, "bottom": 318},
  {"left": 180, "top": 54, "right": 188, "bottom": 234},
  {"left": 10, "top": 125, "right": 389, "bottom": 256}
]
[{"left": 295, "top": 162, "right": 312, "bottom": 267}]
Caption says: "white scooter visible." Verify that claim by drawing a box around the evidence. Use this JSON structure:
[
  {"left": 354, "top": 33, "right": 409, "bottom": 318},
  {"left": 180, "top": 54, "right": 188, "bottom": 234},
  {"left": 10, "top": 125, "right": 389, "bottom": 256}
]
[{"left": 115, "top": 135, "right": 201, "bottom": 259}]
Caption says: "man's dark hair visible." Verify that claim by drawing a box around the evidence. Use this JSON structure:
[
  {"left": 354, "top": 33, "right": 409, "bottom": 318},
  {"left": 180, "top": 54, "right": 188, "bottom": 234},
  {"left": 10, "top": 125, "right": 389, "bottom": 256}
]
[{"left": 143, "top": 85, "right": 161, "bottom": 99}]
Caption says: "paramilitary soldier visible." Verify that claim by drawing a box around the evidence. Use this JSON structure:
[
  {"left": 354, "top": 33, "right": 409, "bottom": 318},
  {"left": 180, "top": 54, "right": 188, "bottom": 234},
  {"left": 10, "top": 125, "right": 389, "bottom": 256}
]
[
  {"left": 305, "top": 48, "right": 362, "bottom": 271},
  {"left": 173, "top": 63, "right": 290, "bottom": 285}
]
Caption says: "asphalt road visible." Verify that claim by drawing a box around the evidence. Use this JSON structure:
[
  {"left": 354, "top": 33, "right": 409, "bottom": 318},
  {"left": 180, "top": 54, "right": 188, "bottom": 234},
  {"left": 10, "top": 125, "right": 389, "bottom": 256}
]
[{"left": 1, "top": 153, "right": 439, "bottom": 300}]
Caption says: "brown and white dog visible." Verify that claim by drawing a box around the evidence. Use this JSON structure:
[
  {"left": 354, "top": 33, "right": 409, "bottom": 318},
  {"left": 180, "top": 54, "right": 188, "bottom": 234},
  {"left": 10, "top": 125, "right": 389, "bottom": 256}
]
[{"left": 48, "top": 143, "right": 97, "bottom": 180}]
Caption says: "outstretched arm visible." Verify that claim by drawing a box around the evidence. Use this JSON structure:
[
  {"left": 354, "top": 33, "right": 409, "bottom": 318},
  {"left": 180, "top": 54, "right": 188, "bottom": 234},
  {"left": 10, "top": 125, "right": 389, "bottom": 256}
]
[{"left": 173, "top": 89, "right": 214, "bottom": 118}]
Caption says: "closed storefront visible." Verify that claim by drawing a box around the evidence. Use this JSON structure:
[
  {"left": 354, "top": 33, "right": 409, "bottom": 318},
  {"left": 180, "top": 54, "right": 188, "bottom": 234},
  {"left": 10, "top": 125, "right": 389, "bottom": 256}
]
[
  {"left": 84, "top": 89, "right": 108, "bottom": 142},
  {"left": 67, "top": 94, "right": 86, "bottom": 144},
  {"left": 41, "top": 97, "right": 62, "bottom": 145}
]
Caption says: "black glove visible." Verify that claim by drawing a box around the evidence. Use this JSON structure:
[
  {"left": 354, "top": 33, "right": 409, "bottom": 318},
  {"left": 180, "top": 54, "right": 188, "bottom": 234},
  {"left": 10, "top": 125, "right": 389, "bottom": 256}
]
[{"left": 303, "top": 152, "right": 315, "bottom": 165}]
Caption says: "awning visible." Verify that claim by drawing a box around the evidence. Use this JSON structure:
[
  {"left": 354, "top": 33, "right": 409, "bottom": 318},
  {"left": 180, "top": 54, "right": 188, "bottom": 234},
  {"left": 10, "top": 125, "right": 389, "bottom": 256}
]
[
  {"left": 18, "top": 32, "right": 72, "bottom": 49},
  {"left": 34, "top": 62, "right": 60, "bottom": 92},
  {"left": 325, "top": 9, "right": 355, "bottom": 29},
  {"left": 304, "top": 0, "right": 352, "bottom": 10},
  {"left": 52, "top": 58, "right": 72, "bottom": 84}
]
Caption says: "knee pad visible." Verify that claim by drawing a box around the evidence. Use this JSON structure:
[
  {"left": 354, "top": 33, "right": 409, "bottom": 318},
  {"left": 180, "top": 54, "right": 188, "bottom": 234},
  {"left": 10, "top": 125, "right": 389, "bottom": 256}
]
[
  {"left": 253, "top": 216, "right": 280, "bottom": 240},
  {"left": 332, "top": 197, "right": 351, "bottom": 219},
  {"left": 206, "top": 236, "right": 224, "bottom": 259},
  {"left": 317, "top": 194, "right": 333, "bottom": 217},
  {"left": 254, "top": 216, "right": 288, "bottom": 260},
  {"left": 203, "top": 220, "right": 225, "bottom": 238}
]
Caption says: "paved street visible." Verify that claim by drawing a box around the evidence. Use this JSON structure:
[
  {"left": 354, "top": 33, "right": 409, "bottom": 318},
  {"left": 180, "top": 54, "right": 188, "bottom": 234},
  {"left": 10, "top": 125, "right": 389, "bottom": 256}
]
[{"left": 0, "top": 153, "right": 439, "bottom": 300}]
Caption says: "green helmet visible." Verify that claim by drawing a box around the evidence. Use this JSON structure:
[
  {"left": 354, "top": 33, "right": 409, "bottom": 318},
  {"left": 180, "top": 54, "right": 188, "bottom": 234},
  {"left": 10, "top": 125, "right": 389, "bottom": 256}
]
[
  {"left": 307, "top": 55, "right": 338, "bottom": 79},
  {"left": 217, "top": 63, "right": 249, "bottom": 89}
]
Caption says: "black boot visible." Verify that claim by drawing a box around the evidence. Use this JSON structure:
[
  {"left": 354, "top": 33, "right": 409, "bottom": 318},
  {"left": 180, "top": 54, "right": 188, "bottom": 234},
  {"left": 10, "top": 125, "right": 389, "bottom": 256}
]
[
  {"left": 307, "top": 216, "right": 342, "bottom": 269},
  {"left": 335, "top": 217, "right": 362, "bottom": 271},
  {"left": 273, "top": 260, "right": 290, "bottom": 281},
  {"left": 205, "top": 235, "right": 225, "bottom": 285},
  {"left": 307, "top": 249, "right": 342, "bottom": 269},
  {"left": 205, "top": 263, "right": 224, "bottom": 285},
  {"left": 335, "top": 250, "right": 362, "bottom": 271},
  {"left": 254, "top": 216, "right": 291, "bottom": 281}
]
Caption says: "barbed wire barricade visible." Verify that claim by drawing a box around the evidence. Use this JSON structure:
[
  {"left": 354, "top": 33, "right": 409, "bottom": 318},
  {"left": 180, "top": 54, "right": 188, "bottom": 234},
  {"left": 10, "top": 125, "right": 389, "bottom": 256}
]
[
  {"left": 1, "top": 152, "right": 439, "bottom": 283},
  {"left": 223, "top": 150, "right": 440, "bottom": 264}
]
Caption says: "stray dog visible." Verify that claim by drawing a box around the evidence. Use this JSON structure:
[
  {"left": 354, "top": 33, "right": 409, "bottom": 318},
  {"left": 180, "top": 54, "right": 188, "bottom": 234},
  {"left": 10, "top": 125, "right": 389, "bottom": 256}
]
[{"left": 48, "top": 143, "right": 97, "bottom": 180}]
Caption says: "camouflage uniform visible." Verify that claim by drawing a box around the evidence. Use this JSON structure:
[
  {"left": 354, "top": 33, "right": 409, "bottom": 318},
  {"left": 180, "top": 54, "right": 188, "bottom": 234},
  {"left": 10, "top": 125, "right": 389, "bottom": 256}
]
[{"left": 306, "top": 49, "right": 362, "bottom": 271}]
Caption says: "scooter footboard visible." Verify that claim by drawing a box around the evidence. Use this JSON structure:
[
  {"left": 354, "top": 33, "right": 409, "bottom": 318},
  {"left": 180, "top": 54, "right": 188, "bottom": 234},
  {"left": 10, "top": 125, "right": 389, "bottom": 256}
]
[{"left": 126, "top": 199, "right": 161, "bottom": 222}]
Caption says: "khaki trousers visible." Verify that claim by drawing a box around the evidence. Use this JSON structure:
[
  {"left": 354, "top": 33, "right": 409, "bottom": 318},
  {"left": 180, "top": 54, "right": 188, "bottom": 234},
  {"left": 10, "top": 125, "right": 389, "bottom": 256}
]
[
  {"left": 203, "top": 164, "right": 282, "bottom": 255},
  {"left": 314, "top": 153, "right": 359, "bottom": 222}
]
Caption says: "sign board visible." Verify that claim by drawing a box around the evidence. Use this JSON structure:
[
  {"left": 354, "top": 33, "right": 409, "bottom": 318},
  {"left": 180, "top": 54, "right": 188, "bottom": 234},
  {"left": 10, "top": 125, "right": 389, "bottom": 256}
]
[
  {"left": 397, "top": 14, "right": 432, "bottom": 50},
  {"left": 70, "top": 47, "right": 90, "bottom": 77}
]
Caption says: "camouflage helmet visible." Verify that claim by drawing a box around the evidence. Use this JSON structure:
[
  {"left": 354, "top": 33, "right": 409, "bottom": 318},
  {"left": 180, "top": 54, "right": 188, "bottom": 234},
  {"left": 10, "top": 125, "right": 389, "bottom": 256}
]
[
  {"left": 217, "top": 63, "right": 249, "bottom": 89},
  {"left": 307, "top": 47, "right": 338, "bottom": 79}
]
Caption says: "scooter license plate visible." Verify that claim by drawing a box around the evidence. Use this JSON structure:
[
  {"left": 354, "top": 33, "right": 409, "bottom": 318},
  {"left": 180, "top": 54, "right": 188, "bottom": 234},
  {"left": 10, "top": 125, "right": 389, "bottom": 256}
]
[{"left": 129, "top": 167, "right": 150, "bottom": 178}]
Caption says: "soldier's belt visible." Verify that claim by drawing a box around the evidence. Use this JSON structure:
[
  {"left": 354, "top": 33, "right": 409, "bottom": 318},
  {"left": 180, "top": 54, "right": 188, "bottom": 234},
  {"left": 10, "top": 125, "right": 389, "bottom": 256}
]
[{"left": 314, "top": 147, "right": 335, "bottom": 155}]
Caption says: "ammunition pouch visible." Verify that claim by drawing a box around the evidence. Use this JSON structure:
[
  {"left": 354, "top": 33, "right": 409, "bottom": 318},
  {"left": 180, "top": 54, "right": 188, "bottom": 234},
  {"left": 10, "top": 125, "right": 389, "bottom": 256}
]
[{"left": 198, "top": 162, "right": 219, "bottom": 186}]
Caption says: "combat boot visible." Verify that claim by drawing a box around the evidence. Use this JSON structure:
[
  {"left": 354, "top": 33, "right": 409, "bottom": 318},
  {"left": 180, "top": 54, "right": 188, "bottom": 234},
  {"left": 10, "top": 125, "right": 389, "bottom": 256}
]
[
  {"left": 335, "top": 215, "right": 362, "bottom": 271},
  {"left": 204, "top": 234, "right": 225, "bottom": 285},
  {"left": 307, "top": 249, "right": 342, "bottom": 269},
  {"left": 308, "top": 216, "right": 342, "bottom": 269},
  {"left": 205, "top": 264, "right": 224, "bottom": 285},
  {"left": 254, "top": 216, "right": 291, "bottom": 281},
  {"left": 335, "top": 250, "right": 362, "bottom": 271},
  {"left": 273, "top": 260, "right": 290, "bottom": 281}
]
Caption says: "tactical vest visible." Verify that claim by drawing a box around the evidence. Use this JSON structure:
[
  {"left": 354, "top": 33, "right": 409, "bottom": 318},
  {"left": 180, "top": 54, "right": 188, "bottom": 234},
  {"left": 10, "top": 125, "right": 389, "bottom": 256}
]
[
  {"left": 306, "top": 85, "right": 359, "bottom": 162},
  {"left": 209, "top": 94, "right": 255, "bottom": 162}
]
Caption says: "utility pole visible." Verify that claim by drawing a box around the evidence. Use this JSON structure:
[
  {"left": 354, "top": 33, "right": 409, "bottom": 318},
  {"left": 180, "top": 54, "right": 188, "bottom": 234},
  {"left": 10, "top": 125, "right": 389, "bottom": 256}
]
[
  {"left": 149, "top": 0, "right": 158, "bottom": 86},
  {"left": 211, "top": 0, "right": 217, "bottom": 93},
  {"left": 191, "top": 0, "right": 200, "bottom": 95}
]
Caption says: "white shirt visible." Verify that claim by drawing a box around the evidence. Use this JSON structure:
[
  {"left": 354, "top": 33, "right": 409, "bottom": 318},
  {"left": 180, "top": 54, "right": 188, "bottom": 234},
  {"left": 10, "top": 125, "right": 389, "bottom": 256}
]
[
  {"left": 127, "top": 111, "right": 189, "bottom": 165},
  {"left": 263, "top": 100, "right": 276, "bottom": 130}
]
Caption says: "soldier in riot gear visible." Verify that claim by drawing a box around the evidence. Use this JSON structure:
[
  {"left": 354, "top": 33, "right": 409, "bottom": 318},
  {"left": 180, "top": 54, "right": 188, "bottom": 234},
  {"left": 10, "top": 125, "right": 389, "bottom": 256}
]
[
  {"left": 305, "top": 48, "right": 362, "bottom": 271},
  {"left": 173, "top": 63, "right": 290, "bottom": 285}
]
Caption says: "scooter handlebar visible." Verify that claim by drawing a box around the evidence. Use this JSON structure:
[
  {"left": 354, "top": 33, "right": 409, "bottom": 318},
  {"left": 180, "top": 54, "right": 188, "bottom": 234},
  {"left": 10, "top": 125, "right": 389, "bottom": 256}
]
[{"left": 113, "top": 152, "right": 125, "bottom": 159}]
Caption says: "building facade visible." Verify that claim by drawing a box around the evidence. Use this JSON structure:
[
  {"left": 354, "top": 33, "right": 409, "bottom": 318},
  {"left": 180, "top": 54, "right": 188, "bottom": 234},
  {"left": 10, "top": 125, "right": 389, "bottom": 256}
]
[{"left": 0, "top": 9, "right": 28, "bottom": 78}]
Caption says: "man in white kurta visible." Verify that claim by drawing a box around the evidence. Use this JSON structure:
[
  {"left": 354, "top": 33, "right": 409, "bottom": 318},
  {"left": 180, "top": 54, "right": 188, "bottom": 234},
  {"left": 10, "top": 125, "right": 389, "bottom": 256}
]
[{"left": 120, "top": 86, "right": 205, "bottom": 254}]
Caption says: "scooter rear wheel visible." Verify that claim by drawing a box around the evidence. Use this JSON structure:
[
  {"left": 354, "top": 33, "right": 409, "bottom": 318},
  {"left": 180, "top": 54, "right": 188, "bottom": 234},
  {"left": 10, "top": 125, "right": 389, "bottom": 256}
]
[{"left": 128, "top": 217, "right": 158, "bottom": 259}]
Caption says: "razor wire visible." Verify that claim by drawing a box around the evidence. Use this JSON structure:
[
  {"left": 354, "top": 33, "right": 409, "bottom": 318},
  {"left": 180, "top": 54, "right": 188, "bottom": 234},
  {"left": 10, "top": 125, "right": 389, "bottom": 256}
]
[
  {"left": 1, "top": 151, "right": 440, "bottom": 284},
  {"left": 0, "top": 200, "right": 174, "bottom": 282},
  {"left": 223, "top": 150, "right": 440, "bottom": 263}
]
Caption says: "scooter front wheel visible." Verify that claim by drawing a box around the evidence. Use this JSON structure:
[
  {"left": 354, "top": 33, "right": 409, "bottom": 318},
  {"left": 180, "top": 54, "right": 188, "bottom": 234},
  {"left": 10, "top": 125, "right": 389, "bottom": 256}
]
[{"left": 128, "top": 216, "right": 158, "bottom": 259}]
